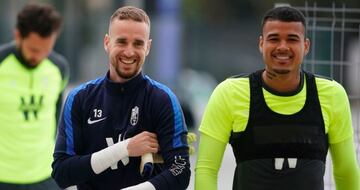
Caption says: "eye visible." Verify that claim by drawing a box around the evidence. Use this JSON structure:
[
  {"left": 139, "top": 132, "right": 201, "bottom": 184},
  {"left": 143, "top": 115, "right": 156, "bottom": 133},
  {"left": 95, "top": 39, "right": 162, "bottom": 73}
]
[
  {"left": 288, "top": 38, "right": 299, "bottom": 42},
  {"left": 267, "top": 37, "right": 278, "bottom": 42},
  {"left": 116, "top": 39, "right": 127, "bottom": 45},
  {"left": 134, "top": 41, "right": 144, "bottom": 47}
]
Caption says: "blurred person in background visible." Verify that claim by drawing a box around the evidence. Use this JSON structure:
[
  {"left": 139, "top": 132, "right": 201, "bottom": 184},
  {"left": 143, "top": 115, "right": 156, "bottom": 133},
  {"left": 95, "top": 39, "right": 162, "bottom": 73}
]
[
  {"left": 195, "top": 6, "right": 360, "bottom": 190},
  {"left": 52, "top": 6, "right": 190, "bottom": 190},
  {"left": 0, "top": 3, "right": 69, "bottom": 190}
]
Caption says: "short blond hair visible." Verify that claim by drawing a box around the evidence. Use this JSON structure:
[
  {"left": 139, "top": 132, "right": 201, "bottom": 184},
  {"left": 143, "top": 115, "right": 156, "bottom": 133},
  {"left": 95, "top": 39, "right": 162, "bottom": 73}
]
[{"left": 110, "top": 6, "right": 150, "bottom": 29}]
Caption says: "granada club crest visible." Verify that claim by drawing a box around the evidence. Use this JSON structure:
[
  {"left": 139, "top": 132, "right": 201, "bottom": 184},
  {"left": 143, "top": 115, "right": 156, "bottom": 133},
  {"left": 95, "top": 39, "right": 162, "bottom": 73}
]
[{"left": 130, "top": 106, "right": 139, "bottom": 126}]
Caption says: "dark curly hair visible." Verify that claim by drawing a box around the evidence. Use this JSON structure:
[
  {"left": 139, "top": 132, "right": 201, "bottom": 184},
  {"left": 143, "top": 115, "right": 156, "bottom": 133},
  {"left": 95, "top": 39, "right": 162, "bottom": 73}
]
[{"left": 16, "top": 3, "right": 62, "bottom": 38}]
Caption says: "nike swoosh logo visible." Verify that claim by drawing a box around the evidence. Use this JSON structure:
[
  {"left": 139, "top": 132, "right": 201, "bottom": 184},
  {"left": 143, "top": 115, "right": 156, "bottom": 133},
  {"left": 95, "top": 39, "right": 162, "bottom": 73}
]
[{"left": 87, "top": 117, "right": 107, "bottom": 124}]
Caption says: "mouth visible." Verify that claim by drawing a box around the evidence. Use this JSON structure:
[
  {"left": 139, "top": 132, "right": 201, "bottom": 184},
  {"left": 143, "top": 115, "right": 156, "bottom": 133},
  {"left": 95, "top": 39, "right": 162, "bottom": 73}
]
[
  {"left": 28, "top": 59, "right": 40, "bottom": 67},
  {"left": 275, "top": 55, "right": 290, "bottom": 60},
  {"left": 272, "top": 54, "right": 293, "bottom": 63},
  {"left": 120, "top": 58, "right": 136, "bottom": 65}
]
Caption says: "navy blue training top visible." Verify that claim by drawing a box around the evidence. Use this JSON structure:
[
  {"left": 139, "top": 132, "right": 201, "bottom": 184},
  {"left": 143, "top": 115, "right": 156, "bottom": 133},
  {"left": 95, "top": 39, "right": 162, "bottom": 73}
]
[{"left": 52, "top": 72, "right": 190, "bottom": 190}]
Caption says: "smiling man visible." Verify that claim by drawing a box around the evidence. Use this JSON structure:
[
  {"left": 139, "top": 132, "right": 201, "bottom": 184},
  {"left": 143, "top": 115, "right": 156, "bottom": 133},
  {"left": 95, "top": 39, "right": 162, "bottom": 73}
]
[
  {"left": 195, "top": 6, "right": 360, "bottom": 190},
  {"left": 52, "top": 6, "right": 190, "bottom": 190}
]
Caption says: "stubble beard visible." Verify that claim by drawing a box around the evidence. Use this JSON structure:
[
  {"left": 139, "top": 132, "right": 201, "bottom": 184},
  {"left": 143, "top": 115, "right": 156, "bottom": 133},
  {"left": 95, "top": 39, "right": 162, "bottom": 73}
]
[
  {"left": 19, "top": 43, "right": 39, "bottom": 66},
  {"left": 273, "top": 69, "right": 290, "bottom": 75},
  {"left": 113, "top": 59, "right": 139, "bottom": 80},
  {"left": 265, "top": 68, "right": 290, "bottom": 80},
  {"left": 115, "top": 67, "right": 136, "bottom": 80}
]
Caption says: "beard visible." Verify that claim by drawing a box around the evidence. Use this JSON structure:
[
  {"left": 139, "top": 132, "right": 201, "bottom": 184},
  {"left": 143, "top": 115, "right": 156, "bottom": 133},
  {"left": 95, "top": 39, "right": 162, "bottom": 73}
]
[
  {"left": 110, "top": 58, "right": 141, "bottom": 80},
  {"left": 273, "top": 68, "right": 290, "bottom": 74},
  {"left": 18, "top": 43, "right": 39, "bottom": 67},
  {"left": 115, "top": 67, "right": 138, "bottom": 79}
]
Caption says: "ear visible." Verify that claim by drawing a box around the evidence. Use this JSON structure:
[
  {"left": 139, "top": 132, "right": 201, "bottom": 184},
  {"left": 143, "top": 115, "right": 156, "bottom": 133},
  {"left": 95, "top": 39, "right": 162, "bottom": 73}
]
[
  {"left": 145, "top": 39, "right": 152, "bottom": 56},
  {"left": 304, "top": 38, "right": 310, "bottom": 55},
  {"left": 104, "top": 34, "right": 110, "bottom": 53},
  {"left": 258, "top": 35, "right": 264, "bottom": 53},
  {"left": 14, "top": 29, "right": 21, "bottom": 46}
]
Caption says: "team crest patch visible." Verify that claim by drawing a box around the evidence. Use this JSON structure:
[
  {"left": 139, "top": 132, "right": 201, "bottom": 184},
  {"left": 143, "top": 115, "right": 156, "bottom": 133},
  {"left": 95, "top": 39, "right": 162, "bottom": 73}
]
[{"left": 130, "top": 106, "right": 139, "bottom": 126}]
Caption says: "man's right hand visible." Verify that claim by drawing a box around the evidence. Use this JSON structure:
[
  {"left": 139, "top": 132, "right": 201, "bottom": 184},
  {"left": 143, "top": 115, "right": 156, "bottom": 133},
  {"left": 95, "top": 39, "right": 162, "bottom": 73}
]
[{"left": 127, "top": 131, "right": 159, "bottom": 157}]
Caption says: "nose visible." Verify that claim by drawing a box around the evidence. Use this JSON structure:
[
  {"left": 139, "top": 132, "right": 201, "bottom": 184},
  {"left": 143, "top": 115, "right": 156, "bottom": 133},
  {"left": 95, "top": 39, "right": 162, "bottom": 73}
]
[
  {"left": 123, "top": 45, "right": 135, "bottom": 57},
  {"left": 277, "top": 40, "right": 289, "bottom": 51}
]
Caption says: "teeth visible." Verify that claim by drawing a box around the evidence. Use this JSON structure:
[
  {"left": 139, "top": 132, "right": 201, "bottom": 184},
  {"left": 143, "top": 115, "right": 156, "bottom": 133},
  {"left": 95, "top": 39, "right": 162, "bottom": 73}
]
[
  {"left": 121, "top": 59, "right": 135, "bottom": 64},
  {"left": 275, "top": 55, "right": 290, "bottom": 60}
]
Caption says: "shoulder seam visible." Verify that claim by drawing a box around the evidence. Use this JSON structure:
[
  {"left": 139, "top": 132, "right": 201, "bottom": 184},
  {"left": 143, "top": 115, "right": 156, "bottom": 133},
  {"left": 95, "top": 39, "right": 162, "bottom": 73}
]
[
  {"left": 48, "top": 51, "right": 70, "bottom": 81},
  {"left": 229, "top": 73, "right": 250, "bottom": 79},
  {"left": 314, "top": 74, "right": 333, "bottom": 81},
  {"left": 0, "top": 43, "right": 16, "bottom": 64}
]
